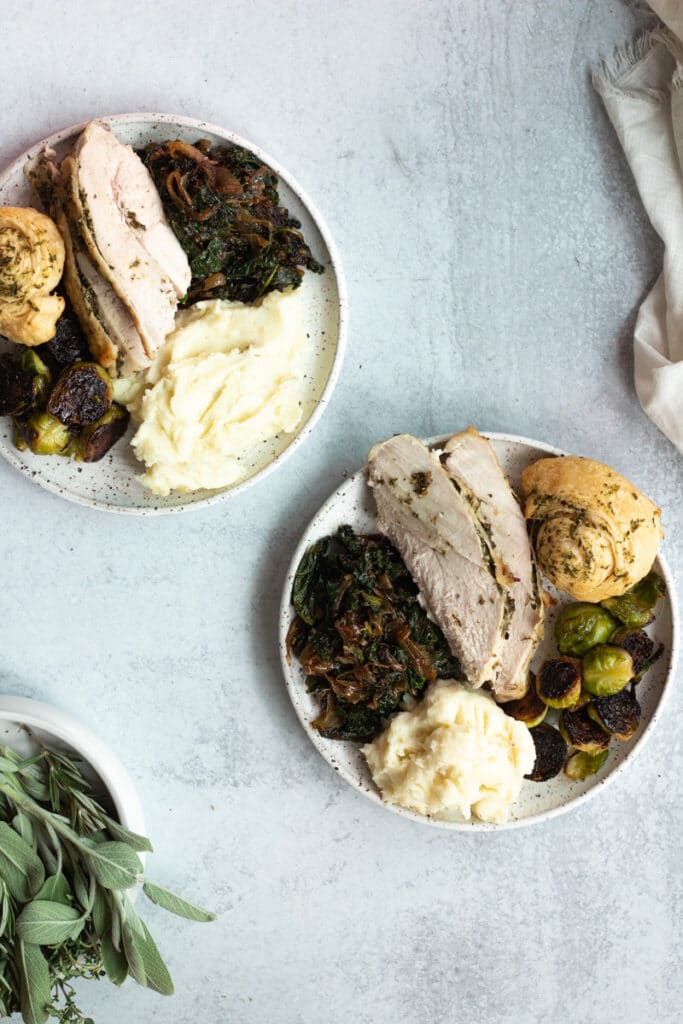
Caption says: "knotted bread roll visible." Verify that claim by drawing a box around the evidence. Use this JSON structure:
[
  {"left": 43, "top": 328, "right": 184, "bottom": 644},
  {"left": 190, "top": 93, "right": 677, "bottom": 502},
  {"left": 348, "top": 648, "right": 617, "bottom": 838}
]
[
  {"left": 522, "top": 456, "right": 662, "bottom": 602},
  {"left": 0, "top": 206, "right": 65, "bottom": 346}
]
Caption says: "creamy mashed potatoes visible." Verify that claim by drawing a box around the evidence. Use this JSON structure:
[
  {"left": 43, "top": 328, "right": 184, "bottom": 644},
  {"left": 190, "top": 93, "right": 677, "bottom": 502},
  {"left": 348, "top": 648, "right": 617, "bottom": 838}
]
[
  {"left": 362, "top": 681, "right": 535, "bottom": 823},
  {"left": 130, "top": 290, "right": 304, "bottom": 495}
]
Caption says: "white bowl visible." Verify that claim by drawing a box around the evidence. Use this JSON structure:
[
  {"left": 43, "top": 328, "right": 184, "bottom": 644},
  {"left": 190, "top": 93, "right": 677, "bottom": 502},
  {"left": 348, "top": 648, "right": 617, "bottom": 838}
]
[
  {"left": 0, "top": 112, "right": 348, "bottom": 514},
  {"left": 0, "top": 695, "right": 145, "bottom": 837}
]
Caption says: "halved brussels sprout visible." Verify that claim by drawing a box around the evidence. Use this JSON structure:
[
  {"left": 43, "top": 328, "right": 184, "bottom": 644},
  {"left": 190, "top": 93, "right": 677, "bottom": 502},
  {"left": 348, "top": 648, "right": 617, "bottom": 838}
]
[
  {"left": 21, "top": 349, "right": 52, "bottom": 406},
  {"left": 21, "top": 412, "right": 71, "bottom": 455},
  {"left": 610, "top": 627, "right": 658, "bottom": 682},
  {"left": 47, "top": 362, "right": 113, "bottom": 427},
  {"left": 75, "top": 404, "right": 130, "bottom": 462},
  {"left": 601, "top": 573, "right": 666, "bottom": 629},
  {"left": 582, "top": 645, "right": 633, "bottom": 697},
  {"left": 503, "top": 680, "right": 547, "bottom": 727},
  {"left": 554, "top": 602, "right": 617, "bottom": 657},
  {"left": 564, "top": 748, "right": 609, "bottom": 781},
  {"left": 525, "top": 724, "right": 567, "bottom": 782},
  {"left": 536, "top": 657, "right": 582, "bottom": 709},
  {"left": 588, "top": 690, "right": 641, "bottom": 741},
  {"left": 559, "top": 706, "right": 610, "bottom": 754}
]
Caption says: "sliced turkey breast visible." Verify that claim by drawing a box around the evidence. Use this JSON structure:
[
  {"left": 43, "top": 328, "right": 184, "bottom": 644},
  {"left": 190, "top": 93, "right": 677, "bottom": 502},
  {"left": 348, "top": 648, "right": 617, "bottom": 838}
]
[
  {"left": 25, "top": 149, "right": 148, "bottom": 374},
  {"left": 367, "top": 434, "right": 507, "bottom": 686},
  {"left": 441, "top": 427, "right": 544, "bottom": 700},
  {"left": 68, "top": 121, "right": 190, "bottom": 357}
]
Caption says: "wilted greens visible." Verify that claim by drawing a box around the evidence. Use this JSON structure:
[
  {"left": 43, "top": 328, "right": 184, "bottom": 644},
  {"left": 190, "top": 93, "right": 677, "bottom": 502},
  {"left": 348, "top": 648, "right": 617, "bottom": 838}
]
[
  {"left": 0, "top": 742, "right": 214, "bottom": 1024},
  {"left": 287, "top": 526, "right": 462, "bottom": 742},
  {"left": 140, "top": 139, "right": 324, "bottom": 305}
]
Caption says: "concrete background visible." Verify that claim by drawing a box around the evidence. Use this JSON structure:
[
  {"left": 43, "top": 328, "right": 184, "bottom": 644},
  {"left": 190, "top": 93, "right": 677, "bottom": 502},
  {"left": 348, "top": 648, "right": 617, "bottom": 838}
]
[{"left": 0, "top": 1, "right": 680, "bottom": 1022}]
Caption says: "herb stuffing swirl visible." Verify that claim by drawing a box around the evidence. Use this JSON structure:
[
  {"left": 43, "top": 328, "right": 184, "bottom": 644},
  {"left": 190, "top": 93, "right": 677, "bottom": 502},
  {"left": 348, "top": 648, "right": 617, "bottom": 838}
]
[{"left": 287, "top": 526, "right": 462, "bottom": 742}]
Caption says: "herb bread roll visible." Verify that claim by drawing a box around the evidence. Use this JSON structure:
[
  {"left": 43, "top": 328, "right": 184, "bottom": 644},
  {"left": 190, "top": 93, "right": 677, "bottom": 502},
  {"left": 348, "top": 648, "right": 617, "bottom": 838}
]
[
  {"left": 522, "top": 456, "right": 662, "bottom": 602},
  {"left": 0, "top": 206, "right": 65, "bottom": 346}
]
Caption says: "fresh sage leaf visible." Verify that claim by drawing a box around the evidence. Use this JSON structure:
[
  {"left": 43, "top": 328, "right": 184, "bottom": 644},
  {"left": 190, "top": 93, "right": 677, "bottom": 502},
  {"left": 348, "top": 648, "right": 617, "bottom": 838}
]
[
  {"left": 134, "top": 922, "right": 174, "bottom": 996},
  {"left": 86, "top": 841, "right": 143, "bottom": 891},
  {"left": 143, "top": 881, "right": 215, "bottom": 922},
  {"left": 122, "top": 896, "right": 145, "bottom": 940},
  {"left": 121, "top": 921, "right": 146, "bottom": 987},
  {"left": 35, "top": 875, "right": 70, "bottom": 905},
  {"left": 101, "top": 933, "right": 128, "bottom": 986},
  {"left": 16, "top": 940, "right": 50, "bottom": 1024},
  {"left": 0, "top": 758, "right": 19, "bottom": 774},
  {"left": 91, "top": 887, "right": 109, "bottom": 939},
  {"left": 16, "top": 900, "right": 82, "bottom": 945},
  {"left": 0, "top": 822, "right": 45, "bottom": 902},
  {"left": 12, "top": 812, "right": 35, "bottom": 848},
  {"left": 102, "top": 814, "right": 153, "bottom": 853},
  {"left": 71, "top": 861, "right": 90, "bottom": 910}
]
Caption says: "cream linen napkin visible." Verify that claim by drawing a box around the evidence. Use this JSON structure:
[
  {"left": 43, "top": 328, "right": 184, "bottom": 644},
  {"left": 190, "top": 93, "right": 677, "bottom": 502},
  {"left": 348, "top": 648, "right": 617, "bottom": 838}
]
[{"left": 594, "top": 0, "right": 683, "bottom": 454}]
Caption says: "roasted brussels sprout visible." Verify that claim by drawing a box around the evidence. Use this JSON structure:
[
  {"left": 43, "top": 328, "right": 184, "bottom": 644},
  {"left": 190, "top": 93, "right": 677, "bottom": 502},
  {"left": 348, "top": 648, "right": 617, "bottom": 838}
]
[
  {"left": 564, "top": 748, "right": 609, "bottom": 781},
  {"left": 75, "top": 404, "right": 130, "bottom": 462},
  {"left": 21, "top": 349, "right": 52, "bottom": 405},
  {"left": 504, "top": 681, "right": 547, "bottom": 728},
  {"left": 588, "top": 690, "right": 641, "bottom": 741},
  {"left": 525, "top": 724, "right": 567, "bottom": 782},
  {"left": 582, "top": 645, "right": 633, "bottom": 697},
  {"left": 47, "top": 361, "right": 112, "bottom": 427},
  {"left": 554, "top": 602, "right": 617, "bottom": 656},
  {"left": 536, "top": 657, "right": 582, "bottom": 709},
  {"left": 559, "top": 705, "right": 610, "bottom": 754},
  {"left": 0, "top": 362, "right": 37, "bottom": 416},
  {"left": 610, "top": 626, "right": 656, "bottom": 681},
  {"left": 39, "top": 307, "right": 90, "bottom": 367},
  {"left": 21, "top": 412, "right": 71, "bottom": 455},
  {"left": 601, "top": 572, "right": 666, "bottom": 629}
]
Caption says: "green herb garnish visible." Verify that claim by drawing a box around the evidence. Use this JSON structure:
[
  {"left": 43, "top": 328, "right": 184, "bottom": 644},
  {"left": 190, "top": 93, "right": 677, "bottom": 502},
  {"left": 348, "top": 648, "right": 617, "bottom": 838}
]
[{"left": 0, "top": 743, "right": 214, "bottom": 1023}]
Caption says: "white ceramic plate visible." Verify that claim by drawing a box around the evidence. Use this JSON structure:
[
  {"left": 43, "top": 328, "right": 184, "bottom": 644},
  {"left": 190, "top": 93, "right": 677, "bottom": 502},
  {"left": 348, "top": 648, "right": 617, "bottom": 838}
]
[
  {"left": 278, "top": 432, "right": 678, "bottom": 831},
  {"left": 0, "top": 113, "right": 347, "bottom": 514}
]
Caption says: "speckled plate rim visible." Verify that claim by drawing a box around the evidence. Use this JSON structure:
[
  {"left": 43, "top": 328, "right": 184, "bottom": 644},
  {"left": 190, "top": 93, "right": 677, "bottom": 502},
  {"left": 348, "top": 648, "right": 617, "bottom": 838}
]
[
  {"left": 0, "top": 111, "right": 348, "bottom": 515},
  {"left": 279, "top": 431, "right": 679, "bottom": 832}
]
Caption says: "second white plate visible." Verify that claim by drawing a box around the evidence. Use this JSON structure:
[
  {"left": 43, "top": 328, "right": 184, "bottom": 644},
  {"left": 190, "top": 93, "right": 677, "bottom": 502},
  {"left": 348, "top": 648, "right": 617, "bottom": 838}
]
[
  {"left": 278, "top": 432, "right": 678, "bottom": 831},
  {"left": 0, "top": 113, "right": 347, "bottom": 514}
]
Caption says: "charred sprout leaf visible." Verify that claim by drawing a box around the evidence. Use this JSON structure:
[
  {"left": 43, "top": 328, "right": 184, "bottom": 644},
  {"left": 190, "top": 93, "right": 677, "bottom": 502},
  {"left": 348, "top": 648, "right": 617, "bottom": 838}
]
[
  {"left": 289, "top": 526, "right": 462, "bottom": 741},
  {"left": 0, "top": 363, "right": 39, "bottom": 417},
  {"left": 20, "top": 352, "right": 51, "bottom": 407},
  {"left": 601, "top": 572, "right": 666, "bottom": 629},
  {"left": 564, "top": 748, "right": 609, "bottom": 781},
  {"left": 140, "top": 139, "right": 324, "bottom": 305},
  {"left": 588, "top": 690, "right": 641, "bottom": 741},
  {"left": 503, "top": 681, "right": 547, "bottom": 727},
  {"left": 554, "top": 603, "right": 617, "bottom": 657},
  {"left": 536, "top": 657, "right": 582, "bottom": 709},
  {"left": 21, "top": 413, "right": 71, "bottom": 456},
  {"left": 75, "top": 404, "right": 129, "bottom": 463},
  {"left": 610, "top": 627, "right": 661, "bottom": 682},
  {"left": 47, "top": 362, "right": 112, "bottom": 428},
  {"left": 559, "top": 706, "right": 610, "bottom": 754},
  {"left": 525, "top": 725, "right": 567, "bottom": 782},
  {"left": 38, "top": 308, "right": 90, "bottom": 369},
  {"left": 582, "top": 645, "right": 633, "bottom": 697}
]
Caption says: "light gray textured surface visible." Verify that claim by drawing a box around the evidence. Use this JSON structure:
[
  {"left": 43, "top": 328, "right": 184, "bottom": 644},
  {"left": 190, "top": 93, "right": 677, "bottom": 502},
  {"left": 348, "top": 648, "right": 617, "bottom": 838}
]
[{"left": 0, "top": 1, "right": 680, "bottom": 1022}]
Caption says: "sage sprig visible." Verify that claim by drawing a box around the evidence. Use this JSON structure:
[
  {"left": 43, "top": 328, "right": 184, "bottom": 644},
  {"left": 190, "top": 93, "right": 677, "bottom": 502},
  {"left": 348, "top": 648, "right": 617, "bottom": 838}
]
[{"left": 0, "top": 743, "right": 214, "bottom": 1024}]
